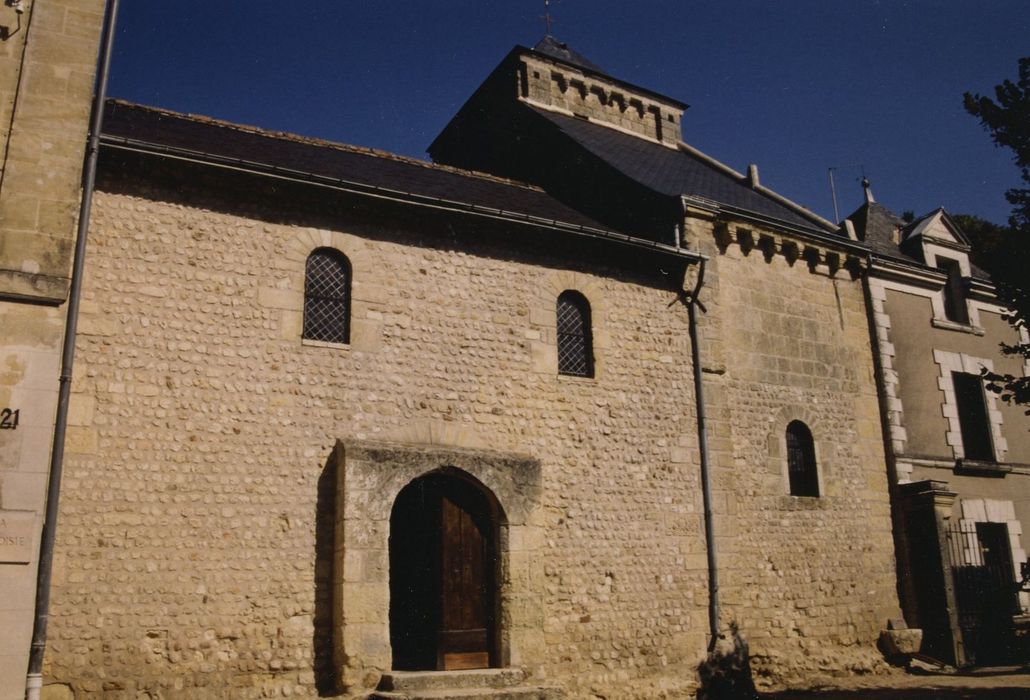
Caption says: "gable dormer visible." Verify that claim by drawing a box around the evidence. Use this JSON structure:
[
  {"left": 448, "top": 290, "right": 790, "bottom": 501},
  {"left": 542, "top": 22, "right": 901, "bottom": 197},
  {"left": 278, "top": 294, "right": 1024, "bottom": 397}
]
[
  {"left": 900, "top": 208, "right": 973, "bottom": 275},
  {"left": 902, "top": 209, "right": 978, "bottom": 327}
]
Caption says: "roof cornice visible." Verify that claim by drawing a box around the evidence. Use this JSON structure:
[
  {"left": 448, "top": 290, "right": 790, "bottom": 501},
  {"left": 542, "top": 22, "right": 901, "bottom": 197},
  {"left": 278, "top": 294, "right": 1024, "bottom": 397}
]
[
  {"left": 682, "top": 195, "right": 863, "bottom": 254},
  {"left": 870, "top": 254, "right": 997, "bottom": 294}
]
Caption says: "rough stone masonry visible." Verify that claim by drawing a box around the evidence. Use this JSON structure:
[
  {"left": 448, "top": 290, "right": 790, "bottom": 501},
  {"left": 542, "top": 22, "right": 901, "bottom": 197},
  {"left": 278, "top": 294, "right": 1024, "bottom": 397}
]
[{"left": 37, "top": 124, "right": 901, "bottom": 697}]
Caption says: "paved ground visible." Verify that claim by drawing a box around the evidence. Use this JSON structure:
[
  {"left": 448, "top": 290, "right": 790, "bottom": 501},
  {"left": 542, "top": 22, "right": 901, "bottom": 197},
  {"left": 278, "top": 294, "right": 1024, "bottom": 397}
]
[{"left": 762, "top": 665, "right": 1030, "bottom": 699}]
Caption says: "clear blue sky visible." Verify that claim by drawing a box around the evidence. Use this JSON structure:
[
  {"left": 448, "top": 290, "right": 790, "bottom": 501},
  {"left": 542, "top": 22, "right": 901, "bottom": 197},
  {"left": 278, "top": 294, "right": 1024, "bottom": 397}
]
[{"left": 108, "top": 1, "right": 1029, "bottom": 225}]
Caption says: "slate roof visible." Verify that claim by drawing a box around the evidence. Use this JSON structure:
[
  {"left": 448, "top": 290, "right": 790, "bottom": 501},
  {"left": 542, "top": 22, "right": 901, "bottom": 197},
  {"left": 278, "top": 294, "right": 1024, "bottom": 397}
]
[
  {"left": 100, "top": 100, "right": 620, "bottom": 235},
  {"left": 846, "top": 202, "right": 989, "bottom": 278},
  {"left": 847, "top": 201, "right": 909, "bottom": 260},
  {"left": 533, "top": 36, "right": 604, "bottom": 73},
  {"left": 528, "top": 106, "right": 830, "bottom": 233}
]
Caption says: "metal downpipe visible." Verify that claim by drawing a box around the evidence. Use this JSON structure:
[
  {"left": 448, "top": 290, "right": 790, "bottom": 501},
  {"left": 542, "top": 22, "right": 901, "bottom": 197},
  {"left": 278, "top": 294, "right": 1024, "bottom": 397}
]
[
  {"left": 685, "top": 257, "right": 720, "bottom": 648},
  {"left": 25, "top": 0, "right": 120, "bottom": 696}
]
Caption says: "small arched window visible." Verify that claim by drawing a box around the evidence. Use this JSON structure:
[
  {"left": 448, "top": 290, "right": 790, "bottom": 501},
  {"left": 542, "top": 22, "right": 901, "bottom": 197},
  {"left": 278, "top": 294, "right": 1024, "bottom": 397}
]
[
  {"left": 557, "top": 290, "right": 593, "bottom": 377},
  {"left": 303, "top": 248, "right": 351, "bottom": 344},
  {"left": 786, "top": 420, "right": 819, "bottom": 497}
]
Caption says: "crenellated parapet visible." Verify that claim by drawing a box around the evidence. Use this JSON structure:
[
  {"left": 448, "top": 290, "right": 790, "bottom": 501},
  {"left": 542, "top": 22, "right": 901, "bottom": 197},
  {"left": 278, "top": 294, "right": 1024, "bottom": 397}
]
[
  {"left": 517, "top": 52, "right": 685, "bottom": 145},
  {"left": 711, "top": 219, "right": 867, "bottom": 279}
]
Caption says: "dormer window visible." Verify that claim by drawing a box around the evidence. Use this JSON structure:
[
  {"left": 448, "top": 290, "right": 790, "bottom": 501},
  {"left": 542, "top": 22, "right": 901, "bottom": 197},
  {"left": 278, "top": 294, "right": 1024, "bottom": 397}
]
[{"left": 936, "top": 256, "right": 969, "bottom": 325}]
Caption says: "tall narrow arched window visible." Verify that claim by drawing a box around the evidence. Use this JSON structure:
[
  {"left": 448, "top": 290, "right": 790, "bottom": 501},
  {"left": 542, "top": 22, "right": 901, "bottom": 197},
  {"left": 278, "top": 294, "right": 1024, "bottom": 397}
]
[
  {"left": 303, "top": 248, "right": 351, "bottom": 344},
  {"left": 786, "top": 420, "right": 819, "bottom": 497},
  {"left": 556, "top": 290, "right": 593, "bottom": 377}
]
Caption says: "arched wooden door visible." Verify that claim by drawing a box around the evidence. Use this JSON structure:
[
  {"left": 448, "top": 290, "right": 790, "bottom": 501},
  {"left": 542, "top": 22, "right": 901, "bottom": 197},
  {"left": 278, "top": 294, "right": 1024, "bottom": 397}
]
[{"left": 389, "top": 471, "right": 498, "bottom": 671}]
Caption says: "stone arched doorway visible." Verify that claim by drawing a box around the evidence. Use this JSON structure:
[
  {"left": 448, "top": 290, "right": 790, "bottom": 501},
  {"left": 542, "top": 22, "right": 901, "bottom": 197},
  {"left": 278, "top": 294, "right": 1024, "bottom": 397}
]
[
  {"left": 389, "top": 469, "right": 502, "bottom": 671},
  {"left": 331, "top": 439, "right": 544, "bottom": 694}
]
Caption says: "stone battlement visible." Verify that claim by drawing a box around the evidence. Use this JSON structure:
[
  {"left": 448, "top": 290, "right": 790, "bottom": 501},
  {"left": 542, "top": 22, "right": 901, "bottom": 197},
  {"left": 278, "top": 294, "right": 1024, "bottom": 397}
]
[{"left": 518, "top": 53, "right": 684, "bottom": 145}]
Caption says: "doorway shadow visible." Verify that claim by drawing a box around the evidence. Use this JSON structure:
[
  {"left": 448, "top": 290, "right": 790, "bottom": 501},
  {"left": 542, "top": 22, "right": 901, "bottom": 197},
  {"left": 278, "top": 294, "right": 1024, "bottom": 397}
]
[
  {"left": 390, "top": 468, "right": 500, "bottom": 672},
  {"left": 313, "top": 456, "right": 337, "bottom": 695}
]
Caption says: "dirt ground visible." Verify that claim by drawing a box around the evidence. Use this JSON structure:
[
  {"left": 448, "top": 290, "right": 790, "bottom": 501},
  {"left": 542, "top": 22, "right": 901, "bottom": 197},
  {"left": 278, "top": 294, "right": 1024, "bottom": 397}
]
[{"left": 762, "top": 665, "right": 1030, "bottom": 698}]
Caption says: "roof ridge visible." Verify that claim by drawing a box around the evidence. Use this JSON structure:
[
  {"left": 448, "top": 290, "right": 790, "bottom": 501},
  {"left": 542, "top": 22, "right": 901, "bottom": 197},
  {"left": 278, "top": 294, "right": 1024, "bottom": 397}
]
[
  {"left": 104, "top": 99, "right": 549, "bottom": 194},
  {"left": 532, "top": 35, "right": 603, "bottom": 73},
  {"left": 675, "top": 139, "right": 835, "bottom": 231}
]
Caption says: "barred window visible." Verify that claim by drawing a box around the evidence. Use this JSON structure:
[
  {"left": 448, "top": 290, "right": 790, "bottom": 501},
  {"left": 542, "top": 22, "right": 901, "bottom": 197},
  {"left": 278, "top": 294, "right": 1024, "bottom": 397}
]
[
  {"left": 556, "top": 290, "right": 593, "bottom": 377},
  {"left": 786, "top": 421, "right": 819, "bottom": 497},
  {"left": 303, "top": 248, "right": 351, "bottom": 344}
]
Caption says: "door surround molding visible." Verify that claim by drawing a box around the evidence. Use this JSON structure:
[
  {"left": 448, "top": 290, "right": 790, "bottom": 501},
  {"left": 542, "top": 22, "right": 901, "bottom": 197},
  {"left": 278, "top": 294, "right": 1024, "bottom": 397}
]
[{"left": 330, "top": 439, "right": 545, "bottom": 694}]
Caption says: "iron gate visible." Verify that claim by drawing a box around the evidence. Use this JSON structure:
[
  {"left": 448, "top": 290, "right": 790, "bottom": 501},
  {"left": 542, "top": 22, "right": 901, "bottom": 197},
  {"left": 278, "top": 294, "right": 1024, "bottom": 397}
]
[{"left": 946, "top": 521, "right": 1019, "bottom": 665}]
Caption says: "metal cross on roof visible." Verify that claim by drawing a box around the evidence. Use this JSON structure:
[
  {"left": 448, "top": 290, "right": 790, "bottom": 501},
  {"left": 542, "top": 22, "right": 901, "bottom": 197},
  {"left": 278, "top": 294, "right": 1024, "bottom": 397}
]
[{"left": 542, "top": 0, "right": 557, "bottom": 36}]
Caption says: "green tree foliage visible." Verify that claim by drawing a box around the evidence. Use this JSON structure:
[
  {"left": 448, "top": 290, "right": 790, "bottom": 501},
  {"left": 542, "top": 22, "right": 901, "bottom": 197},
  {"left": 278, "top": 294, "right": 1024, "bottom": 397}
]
[
  {"left": 964, "top": 57, "right": 1030, "bottom": 413},
  {"left": 951, "top": 213, "right": 1008, "bottom": 271}
]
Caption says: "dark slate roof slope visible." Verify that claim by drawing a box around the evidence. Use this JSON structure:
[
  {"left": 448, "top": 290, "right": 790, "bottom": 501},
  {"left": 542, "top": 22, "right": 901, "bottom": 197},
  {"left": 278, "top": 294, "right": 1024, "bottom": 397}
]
[
  {"left": 849, "top": 202, "right": 989, "bottom": 278},
  {"left": 529, "top": 107, "right": 831, "bottom": 232},
  {"left": 848, "top": 201, "right": 908, "bottom": 260},
  {"left": 100, "top": 100, "right": 618, "bottom": 234},
  {"left": 533, "top": 36, "right": 604, "bottom": 73}
]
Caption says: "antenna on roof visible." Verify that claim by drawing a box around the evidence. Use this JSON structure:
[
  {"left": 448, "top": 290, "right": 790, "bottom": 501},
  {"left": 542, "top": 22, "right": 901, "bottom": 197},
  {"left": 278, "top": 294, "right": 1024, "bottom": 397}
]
[
  {"left": 542, "top": 0, "right": 558, "bottom": 36},
  {"left": 827, "top": 164, "right": 866, "bottom": 223}
]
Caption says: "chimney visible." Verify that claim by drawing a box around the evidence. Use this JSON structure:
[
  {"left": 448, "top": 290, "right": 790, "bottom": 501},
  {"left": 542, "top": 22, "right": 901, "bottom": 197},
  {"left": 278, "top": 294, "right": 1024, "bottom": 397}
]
[{"left": 747, "top": 163, "right": 760, "bottom": 189}]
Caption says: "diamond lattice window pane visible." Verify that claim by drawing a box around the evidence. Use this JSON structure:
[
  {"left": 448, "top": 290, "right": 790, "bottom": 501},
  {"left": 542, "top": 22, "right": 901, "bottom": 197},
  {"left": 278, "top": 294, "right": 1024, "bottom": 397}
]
[
  {"left": 557, "top": 292, "right": 593, "bottom": 377},
  {"left": 303, "top": 250, "right": 350, "bottom": 343}
]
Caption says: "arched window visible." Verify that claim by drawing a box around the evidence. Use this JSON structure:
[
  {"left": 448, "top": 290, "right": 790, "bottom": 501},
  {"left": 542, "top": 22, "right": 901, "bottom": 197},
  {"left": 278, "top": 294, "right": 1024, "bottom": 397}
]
[
  {"left": 303, "top": 248, "right": 350, "bottom": 344},
  {"left": 786, "top": 421, "right": 819, "bottom": 497},
  {"left": 556, "top": 290, "right": 593, "bottom": 377}
]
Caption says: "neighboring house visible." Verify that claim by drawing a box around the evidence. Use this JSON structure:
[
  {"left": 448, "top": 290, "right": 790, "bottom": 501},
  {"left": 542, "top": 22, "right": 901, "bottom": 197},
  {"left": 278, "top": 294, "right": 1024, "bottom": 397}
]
[
  {"left": 851, "top": 187, "right": 1030, "bottom": 667},
  {"left": 36, "top": 38, "right": 904, "bottom": 697},
  {"left": 0, "top": 2, "right": 106, "bottom": 697}
]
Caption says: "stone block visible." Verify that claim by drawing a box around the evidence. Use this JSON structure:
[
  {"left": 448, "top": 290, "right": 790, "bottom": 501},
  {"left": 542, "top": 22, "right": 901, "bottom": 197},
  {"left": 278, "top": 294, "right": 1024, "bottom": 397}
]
[
  {"left": 1, "top": 230, "right": 73, "bottom": 283},
  {"left": 0, "top": 472, "right": 45, "bottom": 511},
  {"left": 530, "top": 341, "right": 556, "bottom": 374},
  {"left": 63, "top": 426, "right": 97, "bottom": 454},
  {"left": 0, "top": 608, "right": 32, "bottom": 656},
  {"left": 879, "top": 628, "right": 922, "bottom": 657},
  {"left": 985, "top": 499, "right": 1015, "bottom": 523},
  {"left": 0, "top": 194, "right": 40, "bottom": 231},
  {"left": 341, "top": 583, "right": 387, "bottom": 624},
  {"left": 257, "top": 286, "right": 302, "bottom": 311},
  {"left": 40, "top": 683, "right": 75, "bottom": 700},
  {"left": 66, "top": 393, "right": 94, "bottom": 426}
]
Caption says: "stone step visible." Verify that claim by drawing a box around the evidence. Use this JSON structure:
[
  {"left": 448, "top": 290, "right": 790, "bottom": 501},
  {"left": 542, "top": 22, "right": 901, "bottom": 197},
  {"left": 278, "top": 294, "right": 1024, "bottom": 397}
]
[
  {"left": 370, "top": 687, "right": 561, "bottom": 700},
  {"left": 379, "top": 668, "right": 527, "bottom": 692}
]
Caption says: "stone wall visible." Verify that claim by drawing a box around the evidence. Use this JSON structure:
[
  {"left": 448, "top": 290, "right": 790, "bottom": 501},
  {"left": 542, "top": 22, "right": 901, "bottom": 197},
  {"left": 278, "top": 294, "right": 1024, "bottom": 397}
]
[
  {"left": 46, "top": 177, "right": 708, "bottom": 698},
  {"left": 42, "top": 164, "right": 900, "bottom": 697},
  {"left": 0, "top": 300, "right": 63, "bottom": 696},
  {"left": 0, "top": 0, "right": 105, "bottom": 298},
  {"left": 691, "top": 221, "right": 900, "bottom": 682},
  {"left": 519, "top": 54, "right": 682, "bottom": 145}
]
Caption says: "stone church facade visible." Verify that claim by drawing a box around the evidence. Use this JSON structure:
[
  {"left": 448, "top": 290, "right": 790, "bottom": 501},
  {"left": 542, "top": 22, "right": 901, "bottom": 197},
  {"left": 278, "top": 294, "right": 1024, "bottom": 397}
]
[{"left": 32, "top": 39, "right": 905, "bottom": 698}]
